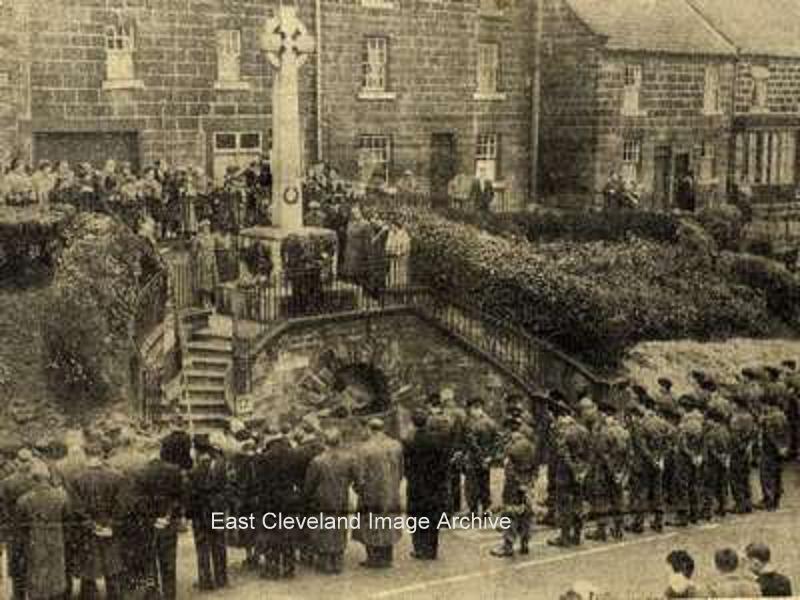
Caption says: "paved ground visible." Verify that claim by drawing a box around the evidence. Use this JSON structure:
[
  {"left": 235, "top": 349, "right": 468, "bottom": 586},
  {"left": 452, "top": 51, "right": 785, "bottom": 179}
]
[{"left": 171, "top": 466, "right": 800, "bottom": 600}]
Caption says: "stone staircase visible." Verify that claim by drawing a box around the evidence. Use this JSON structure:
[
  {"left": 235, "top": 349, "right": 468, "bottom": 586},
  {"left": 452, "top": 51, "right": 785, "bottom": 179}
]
[{"left": 178, "top": 309, "right": 235, "bottom": 432}]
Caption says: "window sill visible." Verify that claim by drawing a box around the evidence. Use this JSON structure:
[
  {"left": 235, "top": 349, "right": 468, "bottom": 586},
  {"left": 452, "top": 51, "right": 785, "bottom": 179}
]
[
  {"left": 358, "top": 90, "right": 397, "bottom": 101},
  {"left": 102, "top": 79, "right": 144, "bottom": 91},
  {"left": 215, "top": 80, "right": 251, "bottom": 91},
  {"left": 621, "top": 109, "right": 648, "bottom": 117},
  {"left": 479, "top": 9, "right": 507, "bottom": 19},
  {"left": 702, "top": 110, "right": 724, "bottom": 117},
  {"left": 473, "top": 92, "right": 507, "bottom": 101},
  {"left": 360, "top": 1, "right": 396, "bottom": 8},
  {"left": 749, "top": 107, "right": 770, "bottom": 114}
]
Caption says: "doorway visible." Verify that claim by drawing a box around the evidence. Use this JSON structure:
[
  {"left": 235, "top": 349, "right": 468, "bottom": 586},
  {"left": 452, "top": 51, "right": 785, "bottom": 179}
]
[
  {"left": 653, "top": 145, "right": 672, "bottom": 211},
  {"left": 430, "top": 133, "right": 457, "bottom": 205}
]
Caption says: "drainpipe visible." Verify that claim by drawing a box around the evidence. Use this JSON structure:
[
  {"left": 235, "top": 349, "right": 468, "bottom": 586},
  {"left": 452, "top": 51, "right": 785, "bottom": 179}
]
[
  {"left": 529, "top": 0, "right": 543, "bottom": 206},
  {"left": 315, "top": 0, "right": 323, "bottom": 163}
]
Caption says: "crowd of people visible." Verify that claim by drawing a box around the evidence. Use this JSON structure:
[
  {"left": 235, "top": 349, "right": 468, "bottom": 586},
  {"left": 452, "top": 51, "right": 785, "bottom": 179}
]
[{"left": 0, "top": 358, "right": 797, "bottom": 599}]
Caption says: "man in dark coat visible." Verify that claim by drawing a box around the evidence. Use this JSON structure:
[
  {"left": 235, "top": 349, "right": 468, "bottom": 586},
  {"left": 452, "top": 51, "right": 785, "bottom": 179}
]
[
  {"left": 628, "top": 406, "right": 672, "bottom": 533},
  {"left": 16, "top": 461, "right": 70, "bottom": 600},
  {"left": 134, "top": 449, "right": 185, "bottom": 600},
  {"left": 0, "top": 450, "right": 36, "bottom": 600},
  {"left": 702, "top": 397, "right": 733, "bottom": 519},
  {"left": 160, "top": 416, "right": 193, "bottom": 472},
  {"left": 548, "top": 416, "right": 591, "bottom": 547},
  {"left": 255, "top": 433, "right": 301, "bottom": 579},
  {"left": 304, "top": 429, "right": 356, "bottom": 574},
  {"left": 404, "top": 410, "right": 451, "bottom": 560},
  {"left": 759, "top": 401, "right": 790, "bottom": 511},
  {"left": 668, "top": 406, "right": 706, "bottom": 527},
  {"left": 187, "top": 441, "right": 230, "bottom": 591},
  {"left": 729, "top": 402, "right": 757, "bottom": 514},
  {"left": 71, "top": 449, "right": 126, "bottom": 600}
]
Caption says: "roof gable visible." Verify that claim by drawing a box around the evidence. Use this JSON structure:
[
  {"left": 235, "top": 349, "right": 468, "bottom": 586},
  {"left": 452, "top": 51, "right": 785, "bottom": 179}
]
[
  {"left": 565, "top": 0, "right": 735, "bottom": 56},
  {"left": 689, "top": 0, "right": 800, "bottom": 58}
]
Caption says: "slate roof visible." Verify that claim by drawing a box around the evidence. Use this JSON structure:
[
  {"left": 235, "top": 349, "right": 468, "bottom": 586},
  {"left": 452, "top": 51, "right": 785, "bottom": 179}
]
[
  {"left": 565, "top": 0, "right": 735, "bottom": 56},
  {"left": 689, "top": 0, "right": 800, "bottom": 58}
]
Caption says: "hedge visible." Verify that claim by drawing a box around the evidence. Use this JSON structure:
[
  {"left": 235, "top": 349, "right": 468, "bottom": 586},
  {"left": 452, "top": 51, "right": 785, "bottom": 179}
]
[
  {"left": 395, "top": 209, "right": 775, "bottom": 368},
  {"left": 439, "top": 207, "right": 681, "bottom": 245}
]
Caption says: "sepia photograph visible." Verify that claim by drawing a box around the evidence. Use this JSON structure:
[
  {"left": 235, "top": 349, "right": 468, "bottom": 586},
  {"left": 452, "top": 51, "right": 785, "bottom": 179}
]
[{"left": 0, "top": 0, "right": 798, "bottom": 598}]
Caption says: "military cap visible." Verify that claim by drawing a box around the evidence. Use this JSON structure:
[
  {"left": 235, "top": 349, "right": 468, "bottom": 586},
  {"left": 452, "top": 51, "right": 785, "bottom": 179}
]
[
  {"left": 368, "top": 418, "right": 385, "bottom": 431},
  {"left": 741, "top": 367, "right": 758, "bottom": 380},
  {"left": 577, "top": 397, "right": 598, "bottom": 413},
  {"left": 427, "top": 392, "right": 443, "bottom": 407},
  {"left": 657, "top": 377, "right": 673, "bottom": 390},
  {"left": 764, "top": 366, "right": 781, "bottom": 381},
  {"left": 466, "top": 396, "right": 484, "bottom": 408},
  {"left": 781, "top": 359, "right": 797, "bottom": 371},
  {"left": 677, "top": 394, "right": 700, "bottom": 412},
  {"left": 700, "top": 378, "right": 718, "bottom": 392},
  {"left": 690, "top": 370, "right": 709, "bottom": 384}
]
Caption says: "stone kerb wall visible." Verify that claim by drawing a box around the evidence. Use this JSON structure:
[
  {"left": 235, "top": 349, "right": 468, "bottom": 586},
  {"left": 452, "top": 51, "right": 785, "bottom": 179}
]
[{"left": 244, "top": 312, "right": 531, "bottom": 425}]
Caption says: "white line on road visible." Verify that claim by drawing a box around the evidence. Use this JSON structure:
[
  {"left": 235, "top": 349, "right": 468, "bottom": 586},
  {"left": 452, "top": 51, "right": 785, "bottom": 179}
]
[{"left": 371, "top": 533, "right": 678, "bottom": 599}]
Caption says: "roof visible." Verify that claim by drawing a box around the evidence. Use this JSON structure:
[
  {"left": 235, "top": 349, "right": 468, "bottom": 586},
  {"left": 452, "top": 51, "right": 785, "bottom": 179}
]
[
  {"left": 688, "top": 0, "right": 800, "bottom": 58},
  {"left": 565, "top": 0, "right": 735, "bottom": 56}
]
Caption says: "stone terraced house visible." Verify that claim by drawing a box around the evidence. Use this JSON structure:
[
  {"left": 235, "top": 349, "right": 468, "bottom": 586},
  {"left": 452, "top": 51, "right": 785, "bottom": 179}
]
[{"left": 0, "top": 0, "right": 539, "bottom": 209}]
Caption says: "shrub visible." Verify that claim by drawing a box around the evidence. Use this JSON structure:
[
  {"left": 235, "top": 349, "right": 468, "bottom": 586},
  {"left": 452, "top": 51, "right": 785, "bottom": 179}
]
[
  {"left": 720, "top": 252, "right": 800, "bottom": 326},
  {"left": 696, "top": 204, "right": 746, "bottom": 251},
  {"left": 43, "top": 214, "right": 165, "bottom": 403}
]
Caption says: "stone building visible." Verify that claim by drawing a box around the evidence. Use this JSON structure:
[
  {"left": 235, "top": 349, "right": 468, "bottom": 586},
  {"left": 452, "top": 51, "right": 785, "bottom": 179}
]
[
  {"left": 0, "top": 0, "right": 538, "bottom": 207},
  {"left": 539, "top": 0, "right": 737, "bottom": 210},
  {"left": 689, "top": 0, "right": 800, "bottom": 203}
]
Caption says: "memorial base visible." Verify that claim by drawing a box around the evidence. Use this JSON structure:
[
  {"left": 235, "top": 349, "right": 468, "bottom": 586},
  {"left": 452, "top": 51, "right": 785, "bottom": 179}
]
[{"left": 238, "top": 225, "right": 338, "bottom": 281}]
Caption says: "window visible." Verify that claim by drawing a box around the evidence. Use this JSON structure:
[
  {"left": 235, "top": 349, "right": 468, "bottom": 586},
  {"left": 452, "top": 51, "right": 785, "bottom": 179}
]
[
  {"left": 477, "top": 43, "right": 500, "bottom": 95},
  {"left": 363, "top": 37, "right": 388, "bottom": 93},
  {"left": 699, "top": 141, "right": 716, "bottom": 182},
  {"left": 622, "top": 64, "right": 642, "bottom": 116},
  {"left": 476, "top": 133, "right": 500, "bottom": 182},
  {"left": 212, "top": 132, "right": 264, "bottom": 184},
  {"left": 358, "top": 135, "right": 391, "bottom": 184},
  {"left": 621, "top": 138, "right": 641, "bottom": 181},
  {"left": 105, "top": 23, "right": 136, "bottom": 82},
  {"left": 751, "top": 66, "right": 769, "bottom": 112},
  {"left": 216, "top": 30, "right": 242, "bottom": 83},
  {"left": 703, "top": 65, "right": 721, "bottom": 115},
  {"left": 736, "top": 130, "right": 796, "bottom": 185}
]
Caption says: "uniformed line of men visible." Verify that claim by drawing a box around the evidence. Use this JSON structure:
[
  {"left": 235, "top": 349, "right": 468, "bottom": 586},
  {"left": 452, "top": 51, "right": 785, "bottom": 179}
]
[{"left": 541, "top": 362, "right": 797, "bottom": 554}]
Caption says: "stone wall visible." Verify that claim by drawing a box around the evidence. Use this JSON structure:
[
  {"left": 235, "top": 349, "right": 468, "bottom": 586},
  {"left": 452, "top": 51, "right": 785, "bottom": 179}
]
[
  {"left": 6, "top": 0, "right": 536, "bottom": 200},
  {"left": 734, "top": 57, "right": 800, "bottom": 115},
  {"left": 244, "top": 312, "right": 530, "bottom": 425}
]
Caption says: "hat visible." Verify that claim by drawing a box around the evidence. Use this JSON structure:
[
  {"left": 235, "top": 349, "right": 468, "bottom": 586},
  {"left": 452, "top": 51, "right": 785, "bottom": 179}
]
[
  {"left": 657, "top": 377, "right": 673, "bottom": 390},
  {"left": 741, "top": 367, "right": 758, "bottom": 380},
  {"left": 690, "top": 370, "right": 707, "bottom": 383},
  {"left": 577, "top": 397, "right": 597, "bottom": 413},
  {"left": 781, "top": 360, "right": 797, "bottom": 371},
  {"left": 427, "top": 392, "right": 442, "bottom": 407},
  {"left": 764, "top": 366, "right": 781, "bottom": 380},
  {"left": 367, "top": 418, "right": 384, "bottom": 431},
  {"left": 466, "top": 396, "right": 484, "bottom": 408}
]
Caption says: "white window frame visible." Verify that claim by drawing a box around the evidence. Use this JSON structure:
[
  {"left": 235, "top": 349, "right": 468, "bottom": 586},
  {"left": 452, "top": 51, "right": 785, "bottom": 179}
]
[
  {"left": 104, "top": 22, "right": 136, "bottom": 82},
  {"left": 703, "top": 65, "right": 721, "bottom": 115},
  {"left": 476, "top": 133, "right": 499, "bottom": 182},
  {"left": 621, "top": 138, "right": 641, "bottom": 182},
  {"left": 751, "top": 66, "right": 770, "bottom": 113},
  {"left": 622, "top": 64, "right": 643, "bottom": 116},
  {"left": 363, "top": 36, "right": 389, "bottom": 93},
  {"left": 213, "top": 132, "right": 263, "bottom": 154},
  {"left": 358, "top": 135, "right": 392, "bottom": 185},
  {"left": 216, "top": 30, "right": 242, "bottom": 83},
  {"left": 477, "top": 43, "right": 500, "bottom": 97},
  {"left": 699, "top": 140, "right": 716, "bottom": 183}
]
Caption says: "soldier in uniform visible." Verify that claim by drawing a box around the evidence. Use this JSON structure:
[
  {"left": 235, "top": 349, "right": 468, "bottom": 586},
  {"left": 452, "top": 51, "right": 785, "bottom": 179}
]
[
  {"left": 463, "top": 397, "right": 500, "bottom": 518},
  {"left": 585, "top": 412, "right": 631, "bottom": 542},
  {"left": 628, "top": 404, "right": 671, "bottom": 533},
  {"left": 668, "top": 401, "right": 705, "bottom": 527},
  {"left": 442, "top": 387, "right": 467, "bottom": 516},
  {"left": 779, "top": 360, "right": 800, "bottom": 460},
  {"left": 702, "top": 396, "right": 733, "bottom": 520},
  {"left": 491, "top": 417, "right": 536, "bottom": 557},
  {"left": 729, "top": 398, "right": 757, "bottom": 514},
  {"left": 758, "top": 398, "right": 790, "bottom": 511},
  {"left": 548, "top": 415, "right": 591, "bottom": 547}
]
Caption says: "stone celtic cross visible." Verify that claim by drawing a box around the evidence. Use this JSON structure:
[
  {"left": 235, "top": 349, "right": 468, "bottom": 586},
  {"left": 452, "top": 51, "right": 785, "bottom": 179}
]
[{"left": 260, "top": 6, "right": 315, "bottom": 231}]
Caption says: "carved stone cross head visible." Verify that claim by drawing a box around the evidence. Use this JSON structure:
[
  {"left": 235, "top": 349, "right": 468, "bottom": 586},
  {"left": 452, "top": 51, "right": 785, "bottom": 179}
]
[{"left": 261, "top": 6, "right": 315, "bottom": 69}]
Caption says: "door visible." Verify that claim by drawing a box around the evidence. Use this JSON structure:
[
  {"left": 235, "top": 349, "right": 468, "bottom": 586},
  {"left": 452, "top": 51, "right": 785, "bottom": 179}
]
[
  {"left": 673, "top": 152, "right": 692, "bottom": 211},
  {"left": 33, "top": 131, "right": 140, "bottom": 171},
  {"left": 653, "top": 145, "right": 672, "bottom": 211},
  {"left": 430, "top": 133, "right": 457, "bottom": 203}
]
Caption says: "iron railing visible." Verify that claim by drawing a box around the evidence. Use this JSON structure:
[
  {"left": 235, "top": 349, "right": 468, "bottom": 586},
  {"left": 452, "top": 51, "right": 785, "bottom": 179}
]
[{"left": 133, "top": 270, "right": 168, "bottom": 349}]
